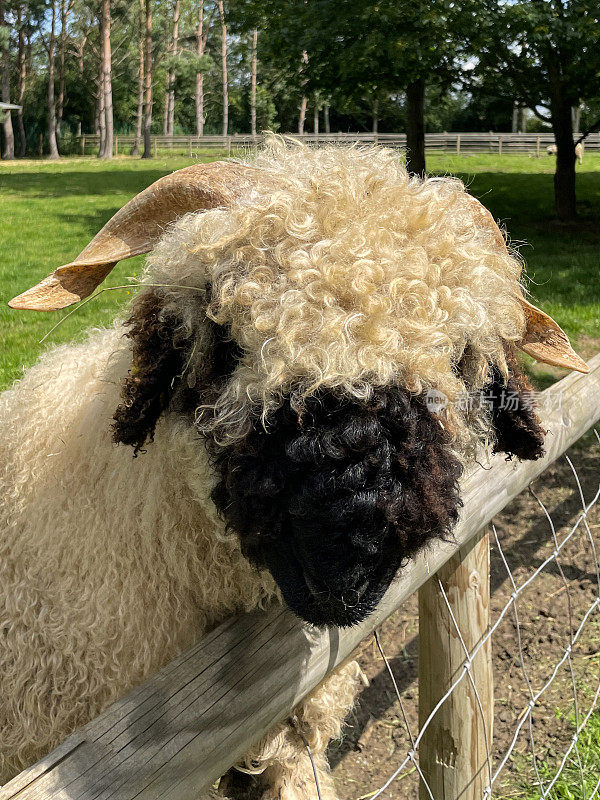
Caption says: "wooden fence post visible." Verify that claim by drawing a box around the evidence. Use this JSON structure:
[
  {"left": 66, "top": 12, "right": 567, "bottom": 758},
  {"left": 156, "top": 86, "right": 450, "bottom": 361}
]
[
  {"left": 456, "top": 133, "right": 461, "bottom": 155},
  {"left": 154, "top": 137, "right": 157, "bottom": 157},
  {"left": 114, "top": 135, "right": 118, "bottom": 157},
  {"left": 81, "top": 136, "right": 85, "bottom": 156},
  {"left": 418, "top": 527, "right": 493, "bottom": 800}
]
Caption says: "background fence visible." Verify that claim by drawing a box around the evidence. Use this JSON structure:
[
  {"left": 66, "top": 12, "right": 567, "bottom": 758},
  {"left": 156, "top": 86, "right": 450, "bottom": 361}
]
[
  {"left": 75, "top": 131, "right": 600, "bottom": 158},
  {"left": 1, "top": 354, "right": 599, "bottom": 800}
]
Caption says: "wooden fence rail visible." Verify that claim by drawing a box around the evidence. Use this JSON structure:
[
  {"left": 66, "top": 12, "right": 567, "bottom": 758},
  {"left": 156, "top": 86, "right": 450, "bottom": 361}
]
[
  {"left": 77, "top": 131, "right": 600, "bottom": 157},
  {"left": 2, "top": 354, "right": 600, "bottom": 800}
]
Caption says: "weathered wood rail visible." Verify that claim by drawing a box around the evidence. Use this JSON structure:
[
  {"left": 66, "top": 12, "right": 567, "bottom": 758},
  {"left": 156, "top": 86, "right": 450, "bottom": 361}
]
[
  {"left": 2, "top": 354, "right": 599, "bottom": 800},
  {"left": 77, "top": 131, "right": 600, "bottom": 157}
]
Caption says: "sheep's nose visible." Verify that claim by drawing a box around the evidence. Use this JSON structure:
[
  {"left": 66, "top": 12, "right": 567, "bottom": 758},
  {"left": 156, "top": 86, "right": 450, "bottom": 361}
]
[{"left": 299, "top": 570, "right": 373, "bottom": 627}]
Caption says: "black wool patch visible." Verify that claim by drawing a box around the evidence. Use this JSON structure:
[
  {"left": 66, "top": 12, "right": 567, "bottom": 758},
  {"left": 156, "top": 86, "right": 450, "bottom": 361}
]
[
  {"left": 489, "top": 346, "right": 546, "bottom": 461},
  {"left": 112, "top": 289, "right": 188, "bottom": 455},
  {"left": 209, "top": 387, "right": 463, "bottom": 628},
  {"left": 112, "top": 289, "right": 242, "bottom": 455}
]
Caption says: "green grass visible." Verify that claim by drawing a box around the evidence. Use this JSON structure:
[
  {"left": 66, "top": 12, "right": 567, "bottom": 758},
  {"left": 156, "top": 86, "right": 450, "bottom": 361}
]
[
  {"left": 1, "top": 152, "right": 599, "bottom": 390},
  {"left": 0, "top": 155, "right": 221, "bottom": 389},
  {"left": 511, "top": 710, "right": 600, "bottom": 800}
]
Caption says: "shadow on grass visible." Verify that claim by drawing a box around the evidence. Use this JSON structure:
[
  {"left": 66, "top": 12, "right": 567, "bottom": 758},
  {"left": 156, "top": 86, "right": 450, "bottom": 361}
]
[
  {"left": 54, "top": 209, "right": 126, "bottom": 240},
  {"left": 433, "top": 170, "right": 600, "bottom": 230},
  {"left": 0, "top": 169, "right": 180, "bottom": 198}
]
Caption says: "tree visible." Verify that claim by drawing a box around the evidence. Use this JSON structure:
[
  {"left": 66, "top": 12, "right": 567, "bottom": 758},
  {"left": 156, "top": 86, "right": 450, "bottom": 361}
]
[
  {"left": 0, "top": 0, "right": 15, "bottom": 158},
  {"left": 69, "top": 7, "right": 91, "bottom": 138},
  {"left": 56, "top": 0, "right": 74, "bottom": 142},
  {"left": 298, "top": 49, "right": 307, "bottom": 134},
  {"left": 250, "top": 26, "right": 256, "bottom": 135},
  {"left": 16, "top": 3, "right": 26, "bottom": 155},
  {"left": 131, "top": 0, "right": 144, "bottom": 154},
  {"left": 231, "top": 0, "right": 472, "bottom": 174},
  {"left": 98, "top": 0, "right": 113, "bottom": 158},
  {"left": 473, "top": 0, "right": 600, "bottom": 221},
  {"left": 217, "top": 0, "right": 227, "bottom": 136},
  {"left": 46, "top": 0, "right": 60, "bottom": 158},
  {"left": 194, "top": 0, "right": 213, "bottom": 136},
  {"left": 164, "top": 0, "right": 178, "bottom": 136},
  {"left": 141, "top": 0, "right": 152, "bottom": 158}
]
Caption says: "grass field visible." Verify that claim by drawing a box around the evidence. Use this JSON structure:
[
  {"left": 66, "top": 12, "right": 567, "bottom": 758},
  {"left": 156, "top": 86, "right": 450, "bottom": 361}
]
[{"left": 1, "top": 151, "right": 599, "bottom": 391}]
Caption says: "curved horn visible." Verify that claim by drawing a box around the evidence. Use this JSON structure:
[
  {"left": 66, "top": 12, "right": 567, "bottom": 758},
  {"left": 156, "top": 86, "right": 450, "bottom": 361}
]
[
  {"left": 9, "top": 161, "right": 265, "bottom": 312},
  {"left": 466, "top": 195, "right": 589, "bottom": 374}
]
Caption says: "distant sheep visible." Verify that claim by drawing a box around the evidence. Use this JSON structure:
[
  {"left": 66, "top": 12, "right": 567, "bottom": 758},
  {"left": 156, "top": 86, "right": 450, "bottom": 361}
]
[
  {"left": 1, "top": 139, "right": 588, "bottom": 797},
  {"left": 547, "top": 142, "right": 584, "bottom": 163}
]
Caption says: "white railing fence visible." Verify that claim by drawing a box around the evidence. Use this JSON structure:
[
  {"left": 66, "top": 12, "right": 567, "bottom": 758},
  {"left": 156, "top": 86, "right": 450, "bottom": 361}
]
[{"left": 75, "top": 131, "right": 600, "bottom": 157}]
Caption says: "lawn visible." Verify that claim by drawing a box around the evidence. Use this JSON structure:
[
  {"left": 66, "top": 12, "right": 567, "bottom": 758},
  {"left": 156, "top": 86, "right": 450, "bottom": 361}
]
[{"left": 1, "top": 151, "right": 599, "bottom": 391}]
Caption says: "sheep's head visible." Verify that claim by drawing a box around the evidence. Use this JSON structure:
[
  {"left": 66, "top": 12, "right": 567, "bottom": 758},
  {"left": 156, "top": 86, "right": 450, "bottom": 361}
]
[{"left": 10, "top": 141, "right": 588, "bottom": 627}]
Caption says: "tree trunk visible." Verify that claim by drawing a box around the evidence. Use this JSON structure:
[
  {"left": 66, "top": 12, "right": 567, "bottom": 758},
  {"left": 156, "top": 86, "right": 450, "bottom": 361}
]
[
  {"left": 372, "top": 97, "right": 378, "bottom": 135},
  {"left": 551, "top": 93, "right": 577, "bottom": 220},
  {"left": 16, "top": 5, "right": 26, "bottom": 157},
  {"left": 74, "top": 30, "right": 86, "bottom": 141},
  {"left": 298, "top": 50, "right": 308, "bottom": 135},
  {"left": 217, "top": 0, "right": 227, "bottom": 137},
  {"left": 166, "top": 0, "right": 178, "bottom": 136},
  {"left": 99, "top": 0, "right": 113, "bottom": 159},
  {"left": 298, "top": 96, "right": 306, "bottom": 134},
  {"left": 131, "top": 0, "right": 144, "bottom": 155},
  {"left": 162, "top": 75, "right": 168, "bottom": 135},
  {"left": 324, "top": 103, "right": 330, "bottom": 134},
  {"left": 511, "top": 100, "right": 518, "bottom": 133},
  {"left": 250, "top": 28, "right": 257, "bottom": 136},
  {"left": 0, "top": 0, "right": 15, "bottom": 159},
  {"left": 56, "top": 0, "right": 68, "bottom": 142},
  {"left": 97, "top": 72, "right": 106, "bottom": 156},
  {"left": 47, "top": 1, "right": 60, "bottom": 159},
  {"left": 572, "top": 104, "right": 582, "bottom": 136},
  {"left": 195, "top": 0, "right": 206, "bottom": 137},
  {"left": 405, "top": 76, "right": 425, "bottom": 175},
  {"left": 142, "top": 0, "right": 153, "bottom": 158},
  {"left": 313, "top": 101, "right": 319, "bottom": 135},
  {"left": 94, "top": 90, "right": 99, "bottom": 134}
]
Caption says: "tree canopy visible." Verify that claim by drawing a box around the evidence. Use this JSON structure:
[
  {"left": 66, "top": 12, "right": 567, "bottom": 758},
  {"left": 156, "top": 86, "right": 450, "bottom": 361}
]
[{"left": 0, "top": 0, "right": 599, "bottom": 217}]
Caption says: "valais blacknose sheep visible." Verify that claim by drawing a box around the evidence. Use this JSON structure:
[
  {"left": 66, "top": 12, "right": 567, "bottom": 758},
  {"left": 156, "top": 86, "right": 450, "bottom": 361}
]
[
  {"left": 547, "top": 142, "right": 584, "bottom": 163},
  {"left": 1, "top": 140, "right": 588, "bottom": 797}
]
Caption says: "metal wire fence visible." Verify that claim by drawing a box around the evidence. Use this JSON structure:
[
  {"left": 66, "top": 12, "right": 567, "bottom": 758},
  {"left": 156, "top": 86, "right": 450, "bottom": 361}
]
[{"left": 325, "top": 431, "right": 600, "bottom": 800}]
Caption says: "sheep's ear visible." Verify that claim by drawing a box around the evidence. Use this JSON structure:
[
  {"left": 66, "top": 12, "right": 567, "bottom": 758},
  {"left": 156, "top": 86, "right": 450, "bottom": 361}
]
[
  {"left": 8, "top": 162, "right": 262, "bottom": 312},
  {"left": 112, "top": 289, "right": 189, "bottom": 455},
  {"left": 466, "top": 195, "right": 589, "bottom": 374},
  {"left": 488, "top": 347, "right": 546, "bottom": 461}
]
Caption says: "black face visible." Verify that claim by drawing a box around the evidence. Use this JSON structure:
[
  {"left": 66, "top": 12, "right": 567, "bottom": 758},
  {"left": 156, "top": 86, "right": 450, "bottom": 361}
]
[
  {"left": 112, "top": 291, "right": 545, "bottom": 629},
  {"left": 209, "top": 387, "right": 464, "bottom": 627}
]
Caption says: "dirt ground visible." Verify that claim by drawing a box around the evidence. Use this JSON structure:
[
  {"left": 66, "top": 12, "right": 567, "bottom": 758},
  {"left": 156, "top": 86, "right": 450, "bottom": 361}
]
[{"left": 329, "top": 432, "right": 600, "bottom": 800}]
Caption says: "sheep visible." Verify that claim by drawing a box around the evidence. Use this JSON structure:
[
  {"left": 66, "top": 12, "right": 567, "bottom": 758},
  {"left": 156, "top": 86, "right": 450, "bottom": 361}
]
[
  {"left": 546, "top": 142, "right": 584, "bottom": 163},
  {"left": 2, "top": 138, "right": 588, "bottom": 798}
]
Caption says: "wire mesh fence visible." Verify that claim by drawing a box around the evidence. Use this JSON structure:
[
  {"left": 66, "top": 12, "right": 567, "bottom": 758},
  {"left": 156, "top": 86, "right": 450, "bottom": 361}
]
[{"left": 327, "top": 431, "right": 600, "bottom": 800}]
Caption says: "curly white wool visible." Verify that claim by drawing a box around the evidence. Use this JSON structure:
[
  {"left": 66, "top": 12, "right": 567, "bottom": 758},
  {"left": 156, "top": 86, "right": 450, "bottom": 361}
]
[{"left": 147, "top": 138, "right": 525, "bottom": 445}]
